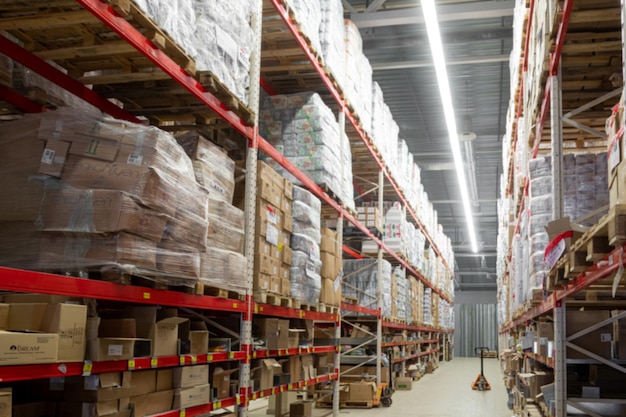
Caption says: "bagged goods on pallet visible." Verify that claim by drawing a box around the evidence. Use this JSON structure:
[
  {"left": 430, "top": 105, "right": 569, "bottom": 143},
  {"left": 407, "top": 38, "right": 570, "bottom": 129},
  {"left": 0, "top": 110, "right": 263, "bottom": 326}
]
[
  {"left": 344, "top": 20, "right": 372, "bottom": 135},
  {"left": 342, "top": 259, "right": 393, "bottom": 316},
  {"left": 284, "top": 0, "right": 323, "bottom": 54},
  {"left": 133, "top": 0, "right": 255, "bottom": 103},
  {"left": 289, "top": 186, "right": 322, "bottom": 303},
  {"left": 423, "top": 288, "right": 433, "bottom": 326},
  {"left": 259, "top": 92, "right": 355, "bottom": 211},
  {"left": 320, "top": 0, "right": 346, "bottom": 90},
  {"left": 394, "top": 267, "right": 408, "bottom": 322}
]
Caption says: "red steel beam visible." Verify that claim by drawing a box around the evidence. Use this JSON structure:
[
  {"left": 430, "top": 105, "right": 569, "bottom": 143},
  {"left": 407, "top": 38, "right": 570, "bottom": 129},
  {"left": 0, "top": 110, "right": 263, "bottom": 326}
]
[
  {"left": 76, "top": 0, "right": 254, "bottom": 140},
  {"left": 0, "top": 34, "right": 140, "bottom": 123},
  {"left": 342, "top": 245, "right": 363, "bottom": 259},
  {"left": 0, "top": 85, "right": 47, "bottom": 113}
]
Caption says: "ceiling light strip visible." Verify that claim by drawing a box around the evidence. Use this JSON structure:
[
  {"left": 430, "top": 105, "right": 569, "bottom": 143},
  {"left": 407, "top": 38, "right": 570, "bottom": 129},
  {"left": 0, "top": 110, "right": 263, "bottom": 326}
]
[{"left": 420, "top": 0, "right": 478, "bottom": 253}]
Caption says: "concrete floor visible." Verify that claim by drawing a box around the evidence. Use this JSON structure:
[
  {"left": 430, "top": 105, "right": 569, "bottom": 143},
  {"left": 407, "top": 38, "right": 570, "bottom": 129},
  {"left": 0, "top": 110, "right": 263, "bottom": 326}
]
[{"left": 249, "top": 357, "right": 513, "bottom": 417}]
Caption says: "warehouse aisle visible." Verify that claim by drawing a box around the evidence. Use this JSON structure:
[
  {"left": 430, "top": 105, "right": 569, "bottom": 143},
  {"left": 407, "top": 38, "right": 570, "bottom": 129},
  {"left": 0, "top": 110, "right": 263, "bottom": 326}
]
[{"left": 250, "top": 357, "right": 511, "bottom": 417}]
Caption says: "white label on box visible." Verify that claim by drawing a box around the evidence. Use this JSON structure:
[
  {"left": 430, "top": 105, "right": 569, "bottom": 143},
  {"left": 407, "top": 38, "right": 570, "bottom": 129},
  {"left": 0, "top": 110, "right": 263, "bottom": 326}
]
[
  {"left": 545, "top": 238, "right": 565, "bottom": 269},
  {"left": 266, "top": 224, "right": 279, "bottom": 246},
  {"left": 267, "top": 208, "right": 278, "bottom": 225},
  {"left": 539, "top": 337, "right": 548, "bottom": 346},
  {"left": 305, "top": 261, "right": 317, "bottom": 278},
  {"left": 127, "top": 154, "right": 143, "bottom": 165},
  {"left": 601, "top": 333, "right": 612, "bottom": 342},
  {"left": 609, "top": 137, "right": 620, "bottom": 172},
  {"left": 108, "top": 344, "right": 123, "bottom": 356},
  {"left": 41, "top": 149, "right": 55, "bottom": 164}
]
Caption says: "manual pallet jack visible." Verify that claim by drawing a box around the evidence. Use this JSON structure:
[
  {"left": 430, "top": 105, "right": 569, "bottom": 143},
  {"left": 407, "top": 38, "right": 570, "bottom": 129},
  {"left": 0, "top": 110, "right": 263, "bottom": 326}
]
[
  {"left": 373, "top": 349, "right": 394, "bottom": 407},
  {"left": 471, "top": 347, "right": 491, "bottom": 391}
]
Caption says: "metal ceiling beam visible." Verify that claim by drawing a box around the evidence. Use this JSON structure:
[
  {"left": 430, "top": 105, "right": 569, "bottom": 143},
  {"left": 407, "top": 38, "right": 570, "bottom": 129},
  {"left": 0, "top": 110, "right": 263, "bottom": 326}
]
[
  {"left": 372, "top": 54, "right": 510, "bottom": 71},
  {"left": 431, "top": 198, "right": 497, "bottom": 204},
  {"left": 365, "top": 0, "right": 387, "bottom": 13},
  {"left": 420, "top": 162, "right": 456, "bottom": 171},
  {"left": 455, "top": 253, "right": 497, "bottom": 258},
  {"left": 351, "top": 0, "right": 515, "bottom": 28},
  {"left": 342, "top": 0, "right": 357, "bottom": 14}
]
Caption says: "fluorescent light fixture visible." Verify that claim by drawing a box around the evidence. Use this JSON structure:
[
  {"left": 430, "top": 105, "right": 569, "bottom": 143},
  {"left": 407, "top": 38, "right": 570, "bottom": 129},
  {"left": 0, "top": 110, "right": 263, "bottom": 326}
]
[{"left": 420, "top": 0, "right": 478, "bottom": 253}]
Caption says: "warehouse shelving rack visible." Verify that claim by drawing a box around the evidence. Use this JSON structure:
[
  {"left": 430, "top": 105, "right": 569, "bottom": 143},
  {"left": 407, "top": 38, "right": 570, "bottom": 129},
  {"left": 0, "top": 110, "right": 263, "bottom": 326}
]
[
  {"left": 499, "top": 0, "right": 626, "bottom": 415},
  {"left": 0, "top": 0, "right": 454, "bottom": 416}
]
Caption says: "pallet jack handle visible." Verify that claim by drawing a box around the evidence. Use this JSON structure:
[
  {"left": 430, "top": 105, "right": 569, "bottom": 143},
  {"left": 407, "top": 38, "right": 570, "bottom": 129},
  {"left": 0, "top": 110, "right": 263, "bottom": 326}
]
[
  {"left": 474, "top": 347, "right": 489, "bottom": 376},
  {"left": 471, "top": 347, "right": 491, "bottom": 391}
]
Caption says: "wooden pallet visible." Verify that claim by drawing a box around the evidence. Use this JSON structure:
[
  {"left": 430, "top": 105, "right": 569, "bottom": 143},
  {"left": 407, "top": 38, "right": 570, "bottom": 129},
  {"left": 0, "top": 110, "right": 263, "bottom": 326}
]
[
  {"left": 315, "top": 401, "right": 373, "bottom": 409},
  {"left": 99, "top": 270, "right": 197, "bottom": 293},
  {"left": 316, "top": 303, "right": 340, "bottom": 315},
  {"left": 548, "top": 205, "right": 626, "bottom": 289},
  {"left": 253, "top": 290, "right": 293, "bottom": 308},
  {"left": 341, "top": 295, "right": 359, "bottom": 305},
  {"left": 300, "top": 302, "right": 319, "bottom": 312},
  {"left": 195, "top": 282, "right": 246, "bottom": 300}
]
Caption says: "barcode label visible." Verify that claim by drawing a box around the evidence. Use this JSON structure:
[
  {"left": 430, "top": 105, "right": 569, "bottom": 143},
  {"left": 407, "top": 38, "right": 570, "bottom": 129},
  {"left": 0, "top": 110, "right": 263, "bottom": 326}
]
[
  {"left": 41, "top": 149, "right": 55, "bottom": 164},
  {"left": 127, "top": 154, "right": 143, "bottom": 165}
]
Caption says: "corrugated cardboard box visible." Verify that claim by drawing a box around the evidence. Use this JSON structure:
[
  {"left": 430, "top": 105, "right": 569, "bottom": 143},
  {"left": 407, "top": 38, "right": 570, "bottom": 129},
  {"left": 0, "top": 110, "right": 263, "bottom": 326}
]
[
  {"left": 87, "top": 317, "right": 151, "bottom": 361},
  {"left": 289, "top": 400, "right": 313, "bottom": 417},
  {"left": 256, "top": 318, "right": 289, "bottom": 350},
  {"left": 348, "top": 382, "right": 376, "bottom": 402},
  {"left": 260, "top": 359, "right": 282, "bottom": 390},
  {"left": 128, "top": 370, "right": 157, "bottom": 396},
  {"left": 173, "top": 365, "right": 209, "bottom": 388},
  {"left": 0, "top": 388, "right": 10, "bottom": 417},
  {"left": 566, "top": 310, "right": 612, "bottom": 359},
  {"left": 63, "top": 372, "right": 132, "bottom": 402},
  {"left": 395, "top": 377, "right": 412, "bottom": 390},
  {"left": 0, "top": 330, "right": 57, "bottom": 365},
  {"left": 146, "top": 389, "right": 174, "bottom": 415},
  {"left": 212, "top": 367, "right": 238, "bottom": 400},
  {"left": 39, "top": 140, "right": 70, "bottom": 177}
]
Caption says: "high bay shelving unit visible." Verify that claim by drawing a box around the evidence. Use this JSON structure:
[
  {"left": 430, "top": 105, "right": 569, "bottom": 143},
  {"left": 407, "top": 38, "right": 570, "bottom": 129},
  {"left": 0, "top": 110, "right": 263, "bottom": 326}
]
[
  {"left": 0, "top": 1, "right": 454, "bottom": 417},
  {"left": 499, "top": 0, "right": 626, "bottom": 416}
]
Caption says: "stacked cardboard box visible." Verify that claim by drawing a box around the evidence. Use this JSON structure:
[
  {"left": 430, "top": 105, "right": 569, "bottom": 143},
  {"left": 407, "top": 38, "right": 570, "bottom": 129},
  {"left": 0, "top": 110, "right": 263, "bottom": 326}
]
[
  {"left": 0, "top": 108, "right": 215, "bottom": 288},
  {"left": 356, "top": 207, "right": 383, "bottom": 233},
  {"left": 259, "top": 92, "right": 354, "bottom": 211},
  {"left": 319, "top": 227, "right": 342, "bottom": 307},
  {"left": 342, "top": 259, "right": 392, "bottom": 316},
  {"left": 0, "top": 302, "right": 87, "bottom": 365},
  {"left": 177, "top": 132, "right": 247, "bottom": 295},
  {"left": 254, "top": 162, "right": 293, "bottom": 296},
  {"left": 410, "top": 279, "right": 424, "bottom": 325},
  {"left": 371, "top": 82, "right": 398, "bottom": 175},
  {"left": 393, "top": 267, "right": 408, "bottom": 322},
  {"left": 607, "top": 99, "right": 626, "bottom": 207},
  {"left": 133, "top": 0, "right": 255, "bottom": 102},
  {"left": 290, "top": 186, "right": 322, "bottom": 303},
  {"left": 423, "top": 288, "right": 433, "bottom": 326}
]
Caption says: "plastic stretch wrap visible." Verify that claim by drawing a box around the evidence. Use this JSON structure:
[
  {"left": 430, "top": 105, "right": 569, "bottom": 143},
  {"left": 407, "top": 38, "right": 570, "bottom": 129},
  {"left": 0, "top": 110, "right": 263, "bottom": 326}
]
[
  {"left": 423, "top": 288, "right": 432, "bottom": 326},
  {"left": 342, "top": 259, "right": 392, "bottom": 314},
  {"left": 530, "top": 232, "right": 549, "bottom": 254},
  {"left": 291, "top": 251, "right": 322, "bottom": 275},
  {"left": 292, "top": 222, "right": 321, "bottom": 244},
  {"left": 293, "top": 186, "right": 322, "bottom": 213},
  {"left": 177, "top": 132, "right": 236, "bottom": 204},
  {"left": 394, "top": 267, "right": 407, "bottom": 321},
  {"left": 284, "top": 0, "right": 322, "bottom": 53},
  {"left": 200, "top": 248, "right": 247, "bottom": 294},
  {"left": 290, "top": 233, "right": 320, "bottom": 259},
  {"left": 292, "top": 201, "right": 321, "bottom": 229},
  {"left": 529, "top": 214, "right": 551, "bottom": 236},
  {"left": 529, "top": 251, "right": 546, "bottom": 275},
  {"left": 289, "top": 269, "right": 322, "bottom": 303},
  {"left": 528, "top": 156, "right": 551, "bottom": 179},
  {"left": 530, "top": 177, "right": 552, "bottom": 197},
  {"left": 320, "top": 0, "right": 346, "bottom": 89},
  {"left": 530, "top": 195, "right": 553, "bottom": 215},
  {"left": 344, "top": 20, "right": 372, "bottom": 135},
  {"left": 134, "top": 0, "right": 254, "bottom": 102},
  {"left": 0, "top": 108, "right": 245, "bottom": 289}
]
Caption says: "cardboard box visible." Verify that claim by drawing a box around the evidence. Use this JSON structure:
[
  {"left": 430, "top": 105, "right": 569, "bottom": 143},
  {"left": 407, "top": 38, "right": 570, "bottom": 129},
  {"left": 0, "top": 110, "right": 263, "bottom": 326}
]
[
  {"left": 281, "top": 277, "right": 291, "bottom": 297},
  {"left": 42, "top": 303, "right": 87, "bottom": 362},
  {"left": 348, "top": 382, "right": 376, "bottom": 402},
  {"left": 87, "top": 318, "right": 151, "bottom": 361},
  {"left": 544, "top": 218, "right": 588, "bottom": 267},
  {"left": 58, "top": 399, "right": 131, "bottom": 417},
  {"left": 256, "top": 319, "right": 289, "bottom": 350},
  {"left": 63, "top": 372, "right": 132, "bottom": 402},
  {"left": 257, "top": 177, "right": 282, "bottom": 208},
  {"left": 173, "top": 365, "right": 209, "bottom": 388},
  {"left": 286, "top": 355, "right": 302, "bottom": 383},
  {"left": 0, "top": 388, "right": 10, "bottom": 417},
  {"left": 39, "top": 189, "right": 167, "bottom": 242},
  {"left": 320, "top": 228, "right": 338, "bottom": 255},
  {"left": 254, "top": 273, "right": 271, "bottom": 292},
  {"left": 612, "top": 310, "right": 626, "bottom": 359},
  {"left": 270, "top": 275, "right": 281, "bottom": 294},
  {"left": 157, "top": 369, "right": 173, "bottom": 391},
  {"left": 8, "top": 303, "right": 47, "bottom": 331},
  {"left": 61, "top": 156, "right": 177, "bottom": 217},
  {"left": 536, "top": 321, "right": 554, "bottom": 358},
  {"left": 260, "top": 359, "right": 282, "bottom": 390},
  {"left": 288, "top": 329, "right": 303, "bottom": 349},
  {"left": 289, "top": 400, "right": 313, "bottom": 417},
  {"left": 566, "top": 310, "right": 612, "bottom": 359},
  {"left": 189, "top": 323, "right": 209, "bottom": 355},
  {"left": 301, "top": 355, "right": 315, "bottom": 381},
  {"left": 283, "top": 178, "right": 293, "bottom": 200},
  {"left": 395, "top": 377, "right": 412, "bottom": 390},
  {"left": 0, "top": 330, "right": 57, "bottom": 365},
  {"left": 128, "top": 370, "right": 156, "bottom": 396},
  {"left": 321, "top": 252, "right": 339, "bottom": 280},
  {"left": 39, "top": 140, "right": 70, "bottom": 177},
  {"left": 212, "top": 367, "right": 238, "bottom": 400},
  {"left": 282, "top": 246, "right": 293, "bottom": 265},
  {"left": 128, "top": 306, "right": 188, "bottom": 357},
  {"left": 254, "top": 254, "right": 280, "bottom": 277},
  {"left": 256, "top": 201, "right": 282, "bottom": 246},
  {"left": 146, "top": 389, "right": 174, "bottom": 415}
]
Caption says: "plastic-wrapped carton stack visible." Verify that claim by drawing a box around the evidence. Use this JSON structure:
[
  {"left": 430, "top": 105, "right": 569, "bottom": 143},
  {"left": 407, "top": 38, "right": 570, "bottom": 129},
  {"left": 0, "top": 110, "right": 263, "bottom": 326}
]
[
  {"left": 290, "top": 186, "right": 322, "bottom": 304},
  {"left": 320, "top": 0, "right": 346, "bottom": 89},
  {"left": 259, "top": 92, "right": 355, "bottom": 211},
  {"left": 285, "top": 0, "right": 322, "bottom": 54},
  {"left": 395, "top": 139, "right": 410, "bottom": 192},
  {"left": 382, "top": 203, "right": 407, "bottom": 256},
  {"left": 253, "top": 162, "right": 293, "bottom": 296},
  {"left": 133, "top": 0, "right": 255, "bottom": 102},
  {"left": 406, "top": 224, "right": 426, "bottom": 271},
  {"left": 371, "top": 82, "right": 398, "bottom": 169},
  {"left": 0, "top": 108, "right": 224, "bottom": 289},
  {"left": 342, "top": 259, "right": 392, "bottom": 316},
  {"left": 423, "top": 288, "right": 433, "bottom": 326},
  {"left": 344, "top": 20, "right": 372, "bottom": 135},
  {"left": 0, "top": 52, "right": 11, "bottom": 87},
  {"left": 177, "top": 132, "right": 247, "bottom": 294},
  {"left": 394, "top": 267, "right": 408, "bottom": 322},
  {"left": 527, "top": 156, "right": 552, "bottom": 296}
]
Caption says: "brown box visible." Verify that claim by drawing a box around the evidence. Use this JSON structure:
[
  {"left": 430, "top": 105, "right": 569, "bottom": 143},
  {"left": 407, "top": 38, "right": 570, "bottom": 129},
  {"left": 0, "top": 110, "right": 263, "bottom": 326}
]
[
  {"left": 282, "top": 246, "right": 293, "bottom": 265},
  {"left": 257, "top": 177, "right": 282, "bottom": 208},
  {"left": 254, "top": 254, "right": 280, "bottom": 277},
  {"left": 395, "top": 377, "right": 412, "bottom": 390},
  {"left": 128, "top": 370, "right": 156, "bottom": 396},
  {"left": 254, "top": 273, "right": 271, "bottom": 292},
  {"left": 87, "top": 318, "right": 151, "bottom": 361},
  {"left": 146, "top": 389, "right": 174, "bottom": 415},
  {"left": 270, "top": 275, "right": 281, "bottom": 294},
  {"left": 173, "top": 384, "right": 210, "bottom": 409},
  {"left": 256, "top": 318, "right": 289, "bottom": 350},
  {"left": 157, "top": 369, "right": 173, "bottom": 391},
  {"left": 63, "top": 372, "right": 132, "bottom": 402},
  {"left": 287, "top": 355, "right": 302, "bottom": 382},
  {"left": 320, "top": 228, "right": 338, "bottom": 255},
  {"left": 39, "top": 140, "right": 71, "bottom": 177},
  {"left": 289, "top": 400, "right": 313, "bottom": 417},
  {"left": 613, "top": 310, "right": 626, "bottom": 359},
  {"left": 0, "top": 389, "right": 9, "bottom": 417},
  {"left": 61, "top": 156, "right": 178, "bottom": 216},
  {"left": 348, "top": 382, "right": 376, "bottom": 402},
  {"left": 212, "top": 367, "right": 238, "bottom": 400},
  {"left": 256, "top": 200, "right": 282, "bottom": 245},
  {"left": 283, "top": 178, "right": 294, "bottom": 199},
  {"left": 260, "top": 359, "right": 282, "bottom": 390},
  {"left": 40, "top": 189, "right": 167, "bottom": 242},
  {"left": 173, "top": 365, "right": 209, "bottom": 388},
  {"left": 281, "top": 278, "right": 291, "bottom": 297},
  {"left": 536, "top": 321, "right": 554, "bottom": 358},
  {"left": 321, "top": 252, "right": 339, "bottom": 280},
  {"left": 567, "top": 310, "right": 613, "bottom": 359},
  {"left": 283, "top": 212, "right": 293, "bottom": 232},
  {"left": 129, "top": 307, "right": 188, "bottom": 357}
]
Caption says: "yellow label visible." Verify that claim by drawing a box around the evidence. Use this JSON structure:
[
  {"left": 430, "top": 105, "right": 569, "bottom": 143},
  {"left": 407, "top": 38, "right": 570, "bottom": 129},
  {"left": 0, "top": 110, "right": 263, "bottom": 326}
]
[
  {"left": 252, "top": 393, "right": 257, "bottom": 400},
  {"left": 208, "top": 354, "right": 213, "bottom": 362},
  {"left": 179, "top": 411, "right": 185, "bottom": 417},
  {"left": 236, "top": 395, "right": 241, "bottom": 405},
  {"left": 128, "top": 359, "right": 135, "bottom": 370},
  {"left": 82, "top": 361, "right": 93, "bottom": 376},
  {"left": 215, "top": 401, "right": 222, "bottom": 409},
  {"left": 260, "top": 391, "right": 265, "bottom": 398},
  {"left": 254, "top": 304, "right": 259, "bottom": 314},
  {"left": 179, "top": 356, "right": 185, "bottom": 366},
  {"left": 143, "top": 292, "right": 151, "bottom": 299},
  {"left": 233, "top": 303, "right": 238, "bottom": 309},
  {"left": 247, "top": 354, "right": 252, "bottom": 361},
  {"left": 229, "top": 352, "right": 235, "bottom": 359},
  {"left": 191, "top": 355, "right": 197, "bottom": 364},
  {"left": 278, "top": 243, "right": 284, "bottom": 251},
  {"left": 151, "top": 358, "right": 158, "bottom": 368},
  {"left": 288, "top": 383, "right": 293, "bottom": 390}
]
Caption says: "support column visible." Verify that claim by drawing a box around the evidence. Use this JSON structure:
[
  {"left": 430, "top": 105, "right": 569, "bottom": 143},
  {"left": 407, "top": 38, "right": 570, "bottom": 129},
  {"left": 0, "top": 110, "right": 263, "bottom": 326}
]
[{"left": 376, "top": 170, "right": 384, "bottom": 386}]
